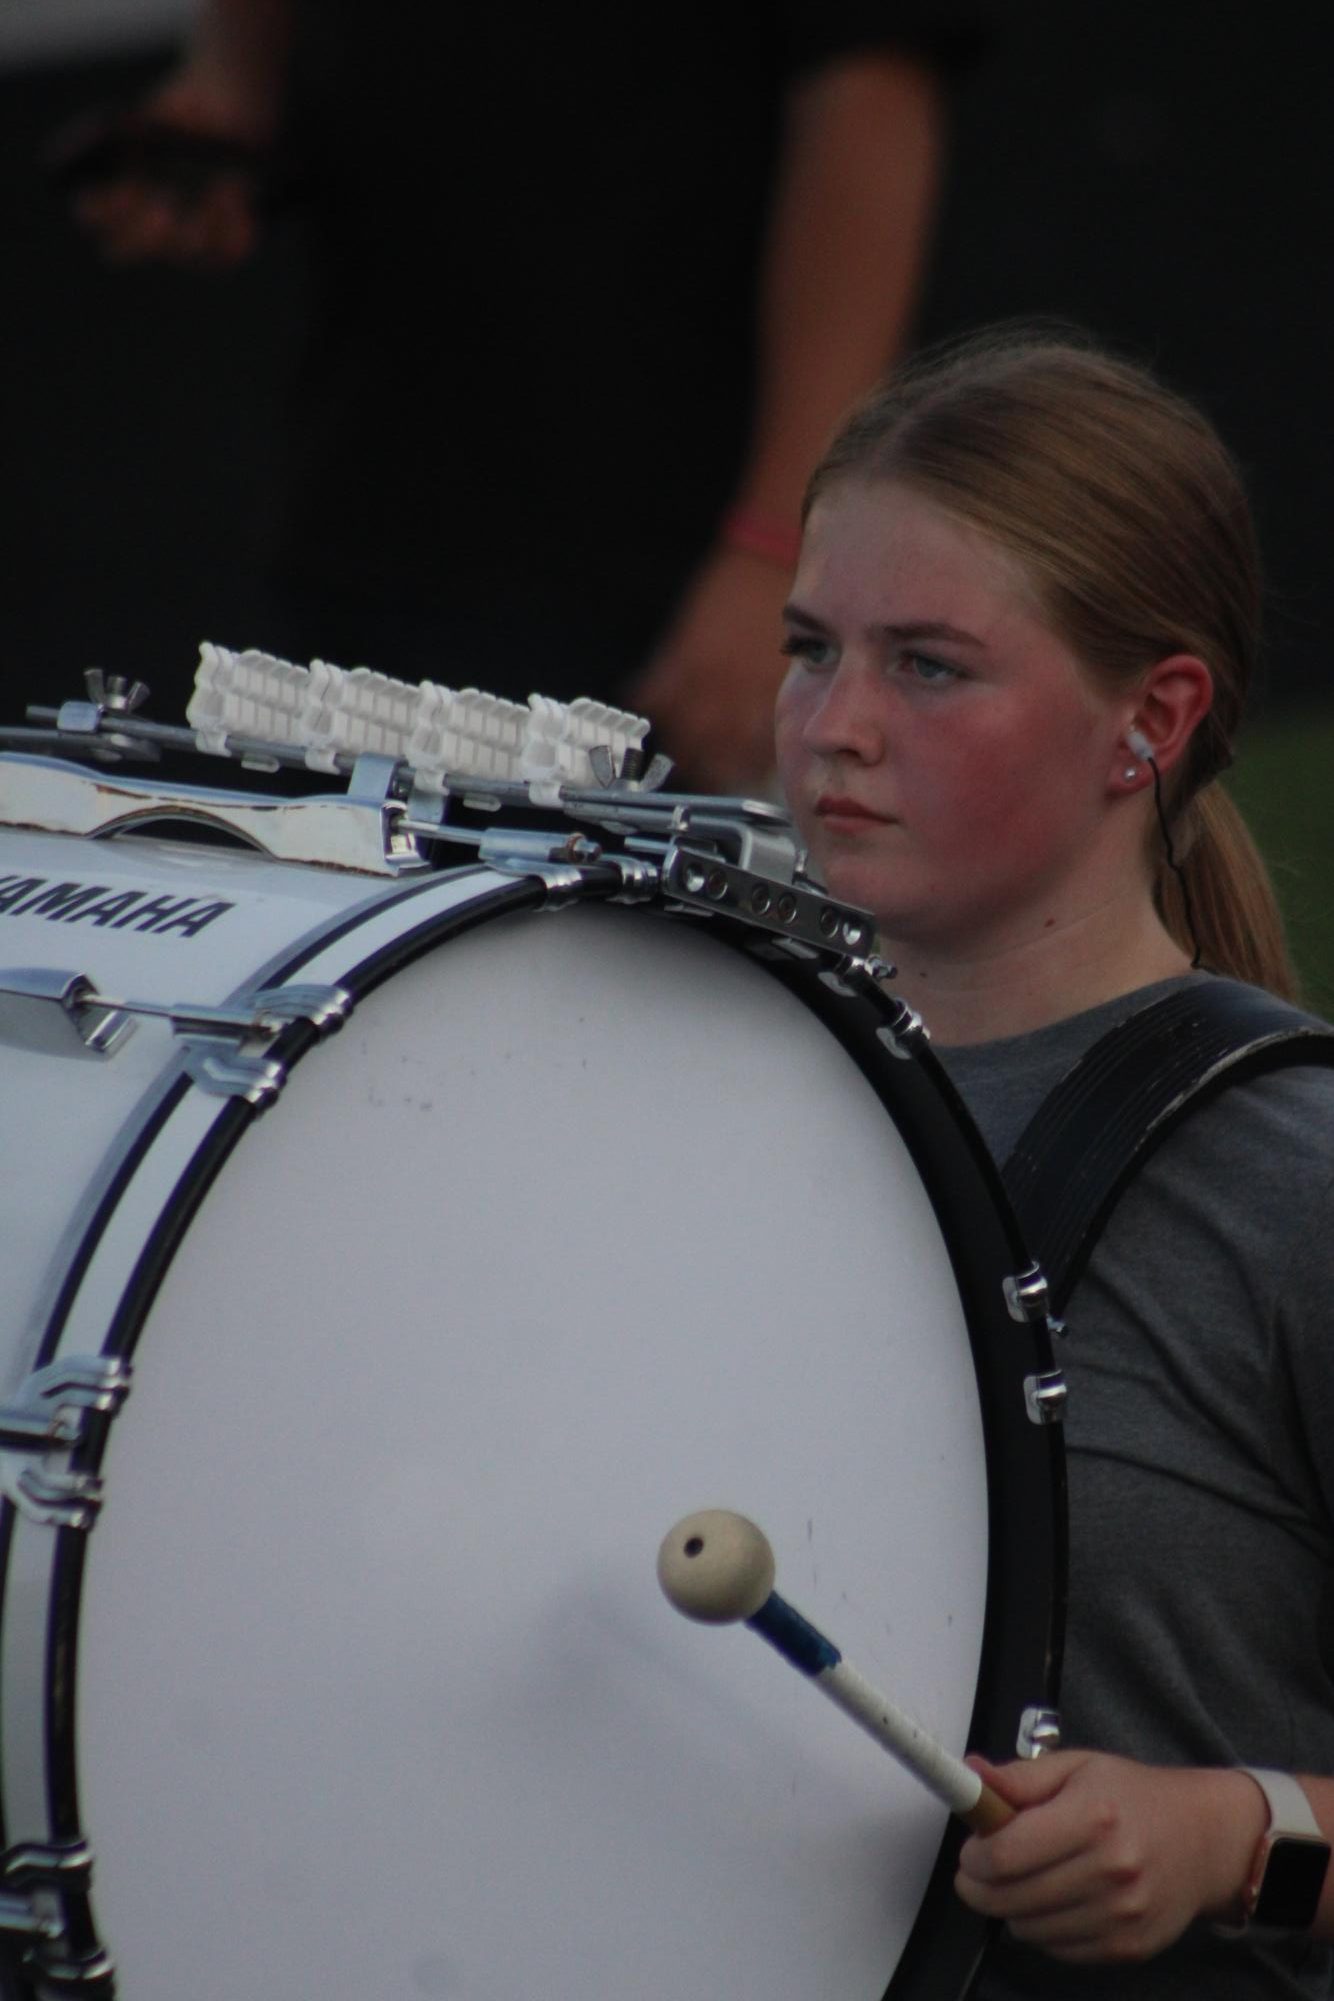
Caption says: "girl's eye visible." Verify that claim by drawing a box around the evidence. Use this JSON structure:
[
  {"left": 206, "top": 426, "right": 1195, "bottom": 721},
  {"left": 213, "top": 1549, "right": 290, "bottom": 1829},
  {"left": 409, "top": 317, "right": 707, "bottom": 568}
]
[
  {"left": 780, "top": 633, "right": 837, "bottom": 671},
  {"left": 902, "top": 651, "right": 962, "bottom": 686}
]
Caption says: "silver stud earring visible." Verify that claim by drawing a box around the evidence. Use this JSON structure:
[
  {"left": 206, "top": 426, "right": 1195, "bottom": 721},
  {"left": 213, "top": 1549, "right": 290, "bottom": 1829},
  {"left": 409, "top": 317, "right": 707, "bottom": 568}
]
[{"left": 1123, "top": 765, "right": 1138, "bottom": 782}]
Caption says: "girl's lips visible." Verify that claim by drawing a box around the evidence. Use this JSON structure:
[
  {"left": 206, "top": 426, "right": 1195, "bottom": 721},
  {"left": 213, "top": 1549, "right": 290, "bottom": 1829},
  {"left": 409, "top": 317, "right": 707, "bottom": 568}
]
[{"left": 814, "top": 794, "right": 893, "bottom": 827}]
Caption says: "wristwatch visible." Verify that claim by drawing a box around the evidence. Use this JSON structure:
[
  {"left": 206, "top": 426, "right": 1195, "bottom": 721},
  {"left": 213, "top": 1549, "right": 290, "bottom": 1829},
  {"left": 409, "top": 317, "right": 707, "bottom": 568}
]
[{"left": 1235, "top": 1769, "right": 1331, "bottom": 1931}]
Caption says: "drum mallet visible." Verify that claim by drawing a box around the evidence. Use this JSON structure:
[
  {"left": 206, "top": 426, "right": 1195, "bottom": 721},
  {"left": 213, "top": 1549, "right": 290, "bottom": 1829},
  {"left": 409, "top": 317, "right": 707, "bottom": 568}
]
[{"left": 657, "top": 1509, "right": 1013, "bottom": 1834}]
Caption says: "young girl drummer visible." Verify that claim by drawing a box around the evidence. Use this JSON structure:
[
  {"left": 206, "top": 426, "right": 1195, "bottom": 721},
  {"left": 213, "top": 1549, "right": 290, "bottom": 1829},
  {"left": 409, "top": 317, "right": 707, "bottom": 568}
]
[{"left": 775, "top": 327, "right": 1334, "bottom": 1999}]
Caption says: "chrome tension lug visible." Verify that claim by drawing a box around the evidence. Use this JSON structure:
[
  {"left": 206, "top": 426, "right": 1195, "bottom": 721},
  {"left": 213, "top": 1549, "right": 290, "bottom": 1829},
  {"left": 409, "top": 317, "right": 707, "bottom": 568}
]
[
  {"left": 0, "top": 1357, "right": 131, "bottom": 1452},
  {"left": 1004, "top": 1263, "right": 1052, "bottom": 1324},
  {"left": 875, "top": 997, "right": 926, "bottom": 1059},
  {"left": 1023, "top": 1369, "right": 1068, "bottom": 1426},
  {"left": 247, "top": 982, "right": 353, "bottom": 1035},
  {"left": 0, "top": 1357, "right": 132, "bottom": 1530},
  {"left": 0, "top": 1837, "right": 114, "bottom": 1989},
  {"left": 1016, "top": 1706, "right": 1063, "bottom": 1759}
]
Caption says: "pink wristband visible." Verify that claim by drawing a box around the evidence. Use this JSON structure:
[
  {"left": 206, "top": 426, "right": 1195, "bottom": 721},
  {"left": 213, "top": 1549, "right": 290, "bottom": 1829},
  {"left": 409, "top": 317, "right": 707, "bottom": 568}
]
[{"left": 720, "top": 507, "right": 802, "bottom": 569}]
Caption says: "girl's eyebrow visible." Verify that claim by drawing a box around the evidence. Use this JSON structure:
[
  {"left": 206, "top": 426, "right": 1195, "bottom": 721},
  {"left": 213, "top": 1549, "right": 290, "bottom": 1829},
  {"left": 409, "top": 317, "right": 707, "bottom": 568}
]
[
  {"left": 781, "top": 600, "right": 828, "bottom": 631},
  {"left": 782, "top": 602, "right": 985, "bottom": 650},
  {"left": 879, "top": 619, "right": 986, "bottom": 650}
]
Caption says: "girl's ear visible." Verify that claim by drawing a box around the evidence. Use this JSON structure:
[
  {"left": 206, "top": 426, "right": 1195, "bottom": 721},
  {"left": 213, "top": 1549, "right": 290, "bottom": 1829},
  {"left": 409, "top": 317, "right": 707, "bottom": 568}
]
[{"left": 1117, "top": 654, "right": 1214, "bottom": 781}]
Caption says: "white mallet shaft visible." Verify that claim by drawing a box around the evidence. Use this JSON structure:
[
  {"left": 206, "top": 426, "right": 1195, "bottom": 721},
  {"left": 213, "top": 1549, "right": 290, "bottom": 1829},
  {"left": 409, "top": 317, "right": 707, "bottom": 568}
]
[{"left": 657, "top": 1509, "right": 1013, "bottom": 1835}]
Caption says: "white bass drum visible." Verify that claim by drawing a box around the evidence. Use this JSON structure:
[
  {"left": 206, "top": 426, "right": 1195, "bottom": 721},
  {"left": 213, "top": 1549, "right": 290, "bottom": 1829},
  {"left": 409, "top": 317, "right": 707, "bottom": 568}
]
[{"left": 0, "top": 807, "right": 1062, "bottom": 2001}]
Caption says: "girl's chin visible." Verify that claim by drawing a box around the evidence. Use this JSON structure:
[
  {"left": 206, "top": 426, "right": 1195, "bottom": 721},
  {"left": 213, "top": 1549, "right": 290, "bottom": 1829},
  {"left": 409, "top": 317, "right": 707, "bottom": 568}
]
[{"left": 808, "top": 850, "right": 895, "bottom": 911}]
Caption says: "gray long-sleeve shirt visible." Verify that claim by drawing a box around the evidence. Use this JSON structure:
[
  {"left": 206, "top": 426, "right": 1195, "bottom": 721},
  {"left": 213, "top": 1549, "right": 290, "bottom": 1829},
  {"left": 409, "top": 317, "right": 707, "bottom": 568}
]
[{"left": 940, "top": 975, "right": 1334, "bottom": 2000}]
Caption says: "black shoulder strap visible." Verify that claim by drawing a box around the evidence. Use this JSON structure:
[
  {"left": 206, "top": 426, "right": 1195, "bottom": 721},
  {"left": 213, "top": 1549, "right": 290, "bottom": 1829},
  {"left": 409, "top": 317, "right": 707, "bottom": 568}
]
[{"left": 1002, "top": 982, "right": 1334, "bottom": 1314}]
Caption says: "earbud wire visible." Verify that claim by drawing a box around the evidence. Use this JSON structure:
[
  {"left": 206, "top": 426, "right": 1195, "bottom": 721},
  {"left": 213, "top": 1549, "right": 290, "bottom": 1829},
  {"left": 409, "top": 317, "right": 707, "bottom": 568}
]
[{"left": 1148, "top": 755, "right": 1203, "bottom": 970}]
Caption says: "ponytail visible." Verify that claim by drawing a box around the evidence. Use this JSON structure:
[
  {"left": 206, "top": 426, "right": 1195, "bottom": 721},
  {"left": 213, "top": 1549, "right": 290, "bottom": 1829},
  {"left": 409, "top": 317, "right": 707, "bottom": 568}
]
[{"left": 1158, "top": 785, "right": 1298, "bottom": 1001}]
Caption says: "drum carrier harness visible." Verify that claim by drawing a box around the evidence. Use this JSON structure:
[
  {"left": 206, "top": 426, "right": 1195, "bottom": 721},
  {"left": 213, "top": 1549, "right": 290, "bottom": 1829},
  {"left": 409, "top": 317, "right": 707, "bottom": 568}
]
[{"left": 1000, "top": 979, "right": 1334, "bottom": 1317}]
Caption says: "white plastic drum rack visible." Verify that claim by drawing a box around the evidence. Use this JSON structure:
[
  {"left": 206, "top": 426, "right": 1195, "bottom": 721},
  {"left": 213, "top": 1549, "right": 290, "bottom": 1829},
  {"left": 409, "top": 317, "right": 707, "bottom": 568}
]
[{"left": 0, "top": 679, "right": 1065, "bottom": 2001}]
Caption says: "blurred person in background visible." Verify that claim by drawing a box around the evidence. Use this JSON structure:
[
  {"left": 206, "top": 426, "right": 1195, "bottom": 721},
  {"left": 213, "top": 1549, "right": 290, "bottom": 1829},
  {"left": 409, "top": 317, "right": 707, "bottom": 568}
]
[{"left": 62, "top": 0, "right": 979, "bottom": 791}]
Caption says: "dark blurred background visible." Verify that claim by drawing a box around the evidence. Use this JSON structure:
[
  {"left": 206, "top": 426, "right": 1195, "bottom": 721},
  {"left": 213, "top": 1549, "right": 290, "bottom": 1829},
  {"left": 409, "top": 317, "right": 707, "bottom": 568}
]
[{"left": 2, "top": 2, "right": 1331, "bottom": 992}]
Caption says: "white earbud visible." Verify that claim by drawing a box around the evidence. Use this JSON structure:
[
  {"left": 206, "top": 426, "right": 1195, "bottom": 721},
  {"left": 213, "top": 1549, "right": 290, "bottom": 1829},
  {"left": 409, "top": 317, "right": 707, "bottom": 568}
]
[{"left": 1125, "top": 726, "right": 1153, "bottom": 762}]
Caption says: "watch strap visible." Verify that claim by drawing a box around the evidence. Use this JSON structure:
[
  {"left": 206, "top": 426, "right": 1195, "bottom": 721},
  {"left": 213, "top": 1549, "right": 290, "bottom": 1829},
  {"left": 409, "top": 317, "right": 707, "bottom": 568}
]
[
  {"left": 1240, "top": 1768, "right": 1323, "bottom": 1840},
  {"left": 1231, "top": 1768, "right": 1330, "bottom": 1933}
]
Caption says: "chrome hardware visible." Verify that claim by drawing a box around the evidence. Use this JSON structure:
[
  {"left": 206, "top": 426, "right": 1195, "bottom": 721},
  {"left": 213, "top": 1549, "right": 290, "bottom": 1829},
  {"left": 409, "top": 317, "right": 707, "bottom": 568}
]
[
  {"left": 0, "top": 757, "right": 429, "bottom": 874},
  {"left": 0, "top": 1357, "right": 132, "bottom": 1529},
  {"left": 0, "top": 969, "right": 349, "bottom": 1099},
  {"left": 163, "top": 981, "right": 353, "bottom": 1041},
  {"left": 608, "top": 748, "right": 674, "bottom": 791},
  {"left": 237, "top": 982, "right": 352, "bottom": 1034},
  {"left": 174, "top": 980, "right": 351, "bottom": 1104},
  {"left": 0, "top": 1888, "right": 58, "bottom": 1945},
  {"left": 606, "top": 854, "right": 662, "bottom": 901},
  {"left": 0, "top": 970, "right": 351, "bottom": 1086},
  {"left": 534, "top": 866, "right": 602, "bottom": 902},
  {"left": 0, "top": 1357, "right": 131, "bottom": 1451},
  {"left": 84, "top": 668, "right": 149, "bottom": 714},
  {"left": 464, "top": 829, "right": 608, "bottom": 900},
  {"left": 2, "top": 702, "right": 796, "bottom": 884},
  {"left": 0, "top": 1839, "right": 91, "bottom": 1939},
  {"left": 0, "top": 1463, "right": 109, "bottom": 1532},
  {"left": 0, "top": 1840, "right": 114, "bottom": 1990},
  {"left": 661, "top": 844, "right": 874, "bottom": 954},
  {"left": 875, "top": 999, "right": 925, "bottom": 1060},
  {"left": 1023, "top": 1370, "right": 1068, "bottom": 1426},
  {"left": 1016, "top": 1706, "right": 1063, "bottom": 1759},
  {"left": 0, "top": 969, "right": 135, "bottom": 1059},
  {"left": 584, "top": 741, "right": 673, "bottom": 790},
  {"left": 1004, "top": 1263, "right": 1051, "bottom": 1324},
  {"left": 52, "top": 701, "right": 104, "bottom": 738},
  {"left": 48, "top": 673, "right": 156, "bottom": 770},
  {"left": 822, "top": 954, "right": 903, "bottom": 1004},
  {"left": 345, "top": 750, "right": 400, "bottom": 801},
  {"left": 179, "top": 1044, "right": 287, "bottom": 1105},
  {"left": 475, "top": 828, "right": 605, "bottom": 874}
]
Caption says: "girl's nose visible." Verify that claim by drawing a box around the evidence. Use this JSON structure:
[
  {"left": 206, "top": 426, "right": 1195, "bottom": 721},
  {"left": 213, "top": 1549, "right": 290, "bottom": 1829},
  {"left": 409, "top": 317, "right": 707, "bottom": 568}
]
[{"left": 802, "top": 665, "right": 884, "bottom": 764}]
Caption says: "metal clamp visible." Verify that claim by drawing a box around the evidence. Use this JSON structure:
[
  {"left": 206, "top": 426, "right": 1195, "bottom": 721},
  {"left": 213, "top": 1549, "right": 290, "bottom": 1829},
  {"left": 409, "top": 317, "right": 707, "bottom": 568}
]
[
  {"left": 0, "top": 1358, "right": 132, "bottom": 1530},
  {"left": 660, "top": 844, "right": 876, "bottom": 956}
]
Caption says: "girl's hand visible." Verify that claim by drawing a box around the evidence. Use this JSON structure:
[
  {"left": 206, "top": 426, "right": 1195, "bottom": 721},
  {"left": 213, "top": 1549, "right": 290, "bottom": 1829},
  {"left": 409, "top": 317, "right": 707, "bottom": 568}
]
[{"left": 954, "top": 1751, "right": 1267, "bottom": 1964}]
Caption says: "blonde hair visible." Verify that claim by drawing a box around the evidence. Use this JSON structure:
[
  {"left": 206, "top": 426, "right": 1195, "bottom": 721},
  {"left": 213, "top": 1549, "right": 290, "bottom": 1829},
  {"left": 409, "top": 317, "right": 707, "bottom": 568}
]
[{"left": 806, "top": 325, "right": 1298, "bottom": 999}]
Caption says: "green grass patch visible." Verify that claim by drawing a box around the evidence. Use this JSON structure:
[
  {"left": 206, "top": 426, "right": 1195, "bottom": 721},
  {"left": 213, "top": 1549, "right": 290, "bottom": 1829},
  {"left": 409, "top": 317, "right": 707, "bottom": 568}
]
[{"left": 1229, "top": 704, "right": 1334, "bottom": 1015}]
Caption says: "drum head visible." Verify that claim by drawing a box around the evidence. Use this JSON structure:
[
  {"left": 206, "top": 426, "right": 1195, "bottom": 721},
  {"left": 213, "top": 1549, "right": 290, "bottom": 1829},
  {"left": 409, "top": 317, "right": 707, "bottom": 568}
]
[{"left": 70, "top": 900, "right": 1023, "bottom": 2000}]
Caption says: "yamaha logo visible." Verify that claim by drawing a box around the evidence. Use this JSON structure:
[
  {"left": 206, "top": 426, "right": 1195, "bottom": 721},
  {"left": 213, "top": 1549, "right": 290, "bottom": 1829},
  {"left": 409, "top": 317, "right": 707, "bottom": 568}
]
[{"left": 0, "top": 872, "right": 235, "bottom": 938}]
